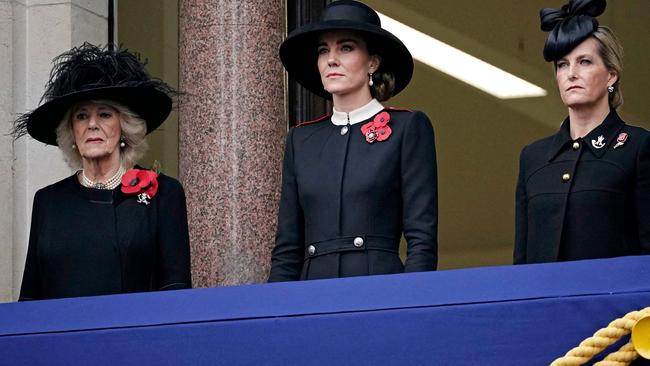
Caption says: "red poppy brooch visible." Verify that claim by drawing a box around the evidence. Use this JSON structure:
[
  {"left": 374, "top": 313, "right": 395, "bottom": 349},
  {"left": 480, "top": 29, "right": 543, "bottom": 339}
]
[
  {"left": 361, "top": 111, "right": 392, "bottom": 144},
  {"left": 121, "top": 169, "right": 159, "bottom": 205}
]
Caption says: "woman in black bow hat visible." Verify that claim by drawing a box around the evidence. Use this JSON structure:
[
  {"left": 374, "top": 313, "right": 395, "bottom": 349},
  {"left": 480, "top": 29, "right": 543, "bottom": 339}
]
[
  {"left": 514, "top": 0, "right": 650, "bottom": 264},
  {"left": 269, "top": 0, "right": 437, "bottom": 281},
  {"left": 13, "top": 43, "right": 192, "bottom": 300}
]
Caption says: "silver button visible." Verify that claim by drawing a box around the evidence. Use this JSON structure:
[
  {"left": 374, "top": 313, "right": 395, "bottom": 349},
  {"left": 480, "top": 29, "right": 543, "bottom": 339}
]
[
  {"left": 572, "top": 141, "right": 580, "bottom": 150},
  {"left": 307, "top": 245, "right": 316, "bottom": 255},
  {"left": 340, "top": 125, "right": 349, "bottom": 135},
  {"left": 353, "top": 237, "right": 364, "bottom": 248}
]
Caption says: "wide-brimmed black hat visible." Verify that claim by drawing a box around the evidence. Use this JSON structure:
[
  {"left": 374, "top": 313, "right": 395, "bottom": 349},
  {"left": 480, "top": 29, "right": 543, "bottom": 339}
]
[
  {"left": 12, "top": 43, "right": 176, "bottom": 145},
  {"left": 279, "top": 0, "right": 413, "bottom": 100},
  {"left": 540, "top": 0, "right": 607, "bottom": 62}
]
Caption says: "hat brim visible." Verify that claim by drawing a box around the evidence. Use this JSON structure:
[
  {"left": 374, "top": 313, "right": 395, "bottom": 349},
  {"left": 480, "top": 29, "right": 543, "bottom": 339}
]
[
  {"left": 27, "top": 86, "right": 172, "bottom": 145},
  {"left": 279, "top": 20, "right": 414, "bottom": 100}
]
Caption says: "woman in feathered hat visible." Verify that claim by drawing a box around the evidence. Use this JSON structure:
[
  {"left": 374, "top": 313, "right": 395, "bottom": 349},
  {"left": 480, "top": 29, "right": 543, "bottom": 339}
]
[
  {"left": 269, "top": 0, "right": 437, "bottom": 281},
  {"left": 13, "top": 43, "right": 192, "bottom": 300},
  {"left": 514, "top": 0, "right": 650, "bottom": 264}
]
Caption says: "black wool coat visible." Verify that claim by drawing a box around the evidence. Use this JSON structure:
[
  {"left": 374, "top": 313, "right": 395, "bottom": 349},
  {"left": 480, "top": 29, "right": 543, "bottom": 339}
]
[
  {"left": 269, "top": 108, "right": 438, "bottom": 281},
  {"left": 19, "top": 173, "right": 192, "bottom": 300},
  {"left": 514, "top": 110, "right": 650, "bottom": 264}
]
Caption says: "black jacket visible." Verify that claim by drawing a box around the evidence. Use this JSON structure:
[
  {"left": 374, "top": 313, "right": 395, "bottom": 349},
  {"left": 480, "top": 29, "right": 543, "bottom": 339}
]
[
  {"left": 269, "top": 108, "right": 438, "bottom": 281},
  {"left": 20, "top": 172, "right": 192, "bottom": 300},
  {"left": 515, "top": 110, "right": 650, "bottom": 264}
]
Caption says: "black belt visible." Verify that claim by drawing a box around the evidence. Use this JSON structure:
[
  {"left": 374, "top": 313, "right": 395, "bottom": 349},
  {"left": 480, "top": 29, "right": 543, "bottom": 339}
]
[{"left": 304, "top": 236, "right": 398, "bottom": 259}]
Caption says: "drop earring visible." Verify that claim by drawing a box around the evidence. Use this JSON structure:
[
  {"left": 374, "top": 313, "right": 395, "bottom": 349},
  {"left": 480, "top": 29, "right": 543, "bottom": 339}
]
[
  {"left": 368, "top": 72, "right": 374, "bottom": 87},
  {"left": 120, "top": 137, "right": 126, "bottom": 148},
  {"left": 607, "top": 85, "right": 614, "bottom": 93},
  {"left": 72, "top": 143, "right": 77, "bottom": 150}
]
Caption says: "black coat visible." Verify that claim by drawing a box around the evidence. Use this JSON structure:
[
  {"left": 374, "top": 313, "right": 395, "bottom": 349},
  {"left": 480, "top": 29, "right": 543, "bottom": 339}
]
[
  {"left": 269, "top": 108, "right": 438, "bottom": 281},
  {"left": 19, "top": 172, "right": 192, "bottom": 300},
  {"left": 515, "top": 110, "right": 650, "bottom": 264}
]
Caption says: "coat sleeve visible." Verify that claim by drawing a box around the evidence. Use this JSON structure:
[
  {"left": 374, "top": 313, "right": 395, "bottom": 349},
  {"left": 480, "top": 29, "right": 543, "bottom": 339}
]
[
  {"left": 268, "top": 128, "right": 305, "bottom": 282},
  {"left": 156, "top": 177, "right": 192, "bottom": 290},
  {"left": 636, "top": 133, "right": 650, "bottom": 254},
  {"left": 19, "top": 190, "right": 44, "bottom": 301},
  {"left": 513, "top": 146, "right": 528, "bottom": 264},
  {"left": 400, "top": 111, "right": 438, "bottom": 272}
]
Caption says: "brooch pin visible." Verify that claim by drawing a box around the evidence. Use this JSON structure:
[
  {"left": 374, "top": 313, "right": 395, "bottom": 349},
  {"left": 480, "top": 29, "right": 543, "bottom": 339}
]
[
  {"left": 361, "top": 111, "right": 392, "bottom": 144},
  {"left": 137, "top": 192, "right": 151, "bottom": 205},
  {"left": 614, "top": 132, "right": 628, "bottom": 149},
  {"left": 591, "top": 135, "right": 606, "bottom": 149}
]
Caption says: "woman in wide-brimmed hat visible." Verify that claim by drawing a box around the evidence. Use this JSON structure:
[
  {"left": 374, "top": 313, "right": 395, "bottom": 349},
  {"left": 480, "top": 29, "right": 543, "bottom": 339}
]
[
  {"left": 514, "top": 0, "right": 650, "bottom": 264},
  {"left": 14, "top": 43, "right": 191, "bottom": 300},
  {"left": 269, "top": 0, "right": 437, "bottom": 281}
]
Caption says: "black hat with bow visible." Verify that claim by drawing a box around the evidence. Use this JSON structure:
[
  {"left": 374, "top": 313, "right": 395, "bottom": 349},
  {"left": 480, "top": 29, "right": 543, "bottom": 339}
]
[
  {"left": 540, "top": 0, "right": 607, "bottom": 62},
  {"left": 12, "top": 43, "right": 176, "bottom": 145},
  {"left": 279, "top": 0, "right": 413, "bottom": 100}
]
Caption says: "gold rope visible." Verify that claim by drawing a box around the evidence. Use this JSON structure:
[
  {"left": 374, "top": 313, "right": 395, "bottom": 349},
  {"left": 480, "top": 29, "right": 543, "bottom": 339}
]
[{"left": 550, "top": 307, "right": 650, "bottom": 366}]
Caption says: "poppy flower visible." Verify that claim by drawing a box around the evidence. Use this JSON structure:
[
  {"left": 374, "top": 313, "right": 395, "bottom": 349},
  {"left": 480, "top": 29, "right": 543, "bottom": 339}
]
[
  {"left": 361, "top": 111, "right": 392, "bottom": 144},
  {"left": 121, "top": 168, "right": 159, "bottom": 199}
]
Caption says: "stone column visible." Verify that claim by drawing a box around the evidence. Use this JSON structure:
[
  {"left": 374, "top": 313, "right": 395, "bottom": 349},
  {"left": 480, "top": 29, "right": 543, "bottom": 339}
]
[
  {"left": 1, "top": 0, "right": 107, "bottom": 302},
  {"left": 0, "top": 0, "right": 15, "bottom": 303},
  {"left": 179, "top": 1, "right": 286, "bottom": 287}
]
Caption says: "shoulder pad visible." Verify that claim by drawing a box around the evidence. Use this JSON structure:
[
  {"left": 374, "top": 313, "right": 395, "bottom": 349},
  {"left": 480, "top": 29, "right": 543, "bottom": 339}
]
[
  {"left": 296, "top": 114, "right": 330, "bottom": 127},
  {"left": 384, "top": 106, "right": 413, "bottom": 113}
]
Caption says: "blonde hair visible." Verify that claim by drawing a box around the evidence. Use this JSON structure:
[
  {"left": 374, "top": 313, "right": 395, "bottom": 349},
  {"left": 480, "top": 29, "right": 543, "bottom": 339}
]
[
  {"left": 56, "top": 100, "right": 148, "bottom": 169},
  {"left": 592, "top": 26, "right": 624, "bottom": 109}
]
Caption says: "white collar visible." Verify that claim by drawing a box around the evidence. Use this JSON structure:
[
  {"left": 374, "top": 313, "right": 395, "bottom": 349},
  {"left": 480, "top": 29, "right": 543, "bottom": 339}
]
[{"left": 331, "top": 99, "right": 384, "bottom": 126}]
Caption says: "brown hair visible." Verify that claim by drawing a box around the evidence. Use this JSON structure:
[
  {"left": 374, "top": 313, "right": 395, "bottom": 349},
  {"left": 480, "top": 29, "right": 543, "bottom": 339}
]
[
  {"left": 365, "top": 36, "right": 396, "bottom": 102},
  {"left": 369, "top": 70, "right": 396, "bottom": 102}
]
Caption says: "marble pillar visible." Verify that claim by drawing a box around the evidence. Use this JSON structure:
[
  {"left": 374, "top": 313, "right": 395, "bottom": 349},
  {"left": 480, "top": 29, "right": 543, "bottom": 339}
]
[{"left": 179, "top": 1, "right": 286, "bottom": 287}]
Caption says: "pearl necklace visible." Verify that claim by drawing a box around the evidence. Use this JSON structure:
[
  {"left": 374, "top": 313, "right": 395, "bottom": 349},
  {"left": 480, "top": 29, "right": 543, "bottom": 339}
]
[{"left": 80, "top": 166, "right": 125, "bottom": 190}]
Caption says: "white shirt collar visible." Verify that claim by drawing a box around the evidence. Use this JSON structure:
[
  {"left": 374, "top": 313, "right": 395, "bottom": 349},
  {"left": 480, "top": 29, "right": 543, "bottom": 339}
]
[{"left": 331, "top": 99, "right": 384, "bottom": 126}]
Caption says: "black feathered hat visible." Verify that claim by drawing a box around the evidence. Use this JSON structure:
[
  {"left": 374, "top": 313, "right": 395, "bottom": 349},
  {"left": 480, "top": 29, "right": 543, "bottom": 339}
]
[
  {"left": 540, "top": 0, "right": 607, "bottom": 62},
  {"left": 12, "top": 43, "right": 176, "bottom": 145},
  {"left": 279, "top": 0, "right": 413, "bottom": 100}
]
